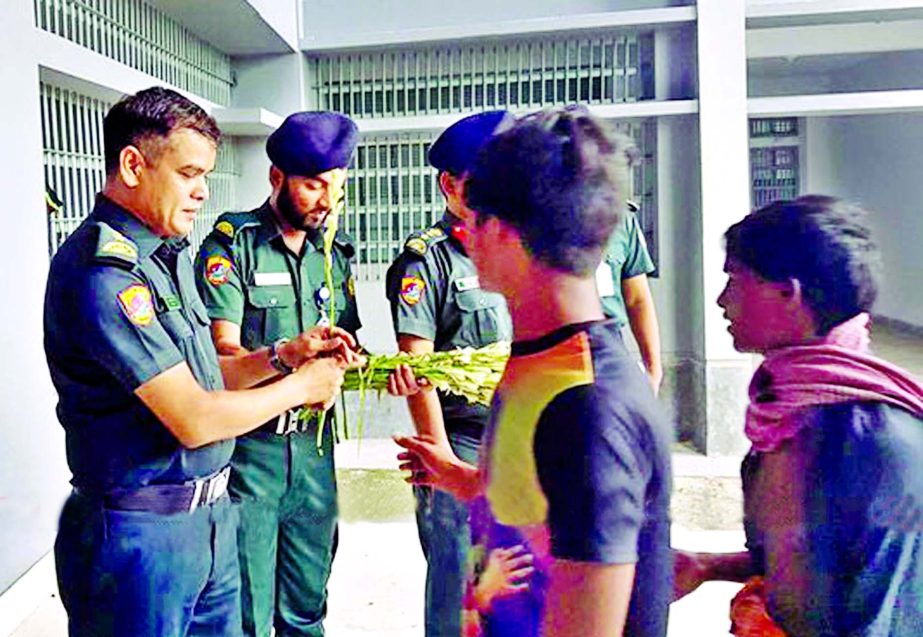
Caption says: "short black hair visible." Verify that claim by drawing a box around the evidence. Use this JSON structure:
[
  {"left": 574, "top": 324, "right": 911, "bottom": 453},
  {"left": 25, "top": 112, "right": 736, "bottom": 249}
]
[
  {"left": 724, "top": 195, "right": 881, "bottom": 334},
  {"left": 103, "top": 86, "right": 221, "bottom": 174},
  {"left": 464, "top": 105, "right": 638, "bottom": 276}
]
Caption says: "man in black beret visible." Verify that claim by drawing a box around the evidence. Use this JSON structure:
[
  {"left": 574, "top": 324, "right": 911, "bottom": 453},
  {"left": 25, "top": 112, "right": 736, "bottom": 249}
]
[
  {"left": 195, "top": 111, "right": 361, "bottom": 637},
  {"left": 385, "top": 111, "right": 514, "bottom": 637}
]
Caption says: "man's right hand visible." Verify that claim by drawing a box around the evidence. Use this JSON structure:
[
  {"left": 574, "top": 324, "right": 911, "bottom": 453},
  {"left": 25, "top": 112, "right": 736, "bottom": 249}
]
[
  {"left": 294, "top": 356, "right": 346, "bottom": 411},
  {"left": 282, "top": 326, "right": 362, "bottom": 368}
]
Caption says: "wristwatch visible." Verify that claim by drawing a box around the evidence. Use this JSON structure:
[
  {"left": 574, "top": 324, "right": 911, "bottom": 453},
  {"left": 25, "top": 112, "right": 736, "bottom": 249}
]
[{"left": 269, "top": 338, "right": 295, "bottom": 375}]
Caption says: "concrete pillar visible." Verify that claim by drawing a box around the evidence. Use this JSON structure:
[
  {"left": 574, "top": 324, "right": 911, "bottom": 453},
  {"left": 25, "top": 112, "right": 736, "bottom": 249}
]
[{"left": 695, "top": 0, "right": 753, "bottom": 455}]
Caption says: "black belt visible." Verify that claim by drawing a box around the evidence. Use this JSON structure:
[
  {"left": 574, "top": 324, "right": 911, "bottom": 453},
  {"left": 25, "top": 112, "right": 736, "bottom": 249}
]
[{"left": 75, "top": 466, "right": 231, "bottom": 515}]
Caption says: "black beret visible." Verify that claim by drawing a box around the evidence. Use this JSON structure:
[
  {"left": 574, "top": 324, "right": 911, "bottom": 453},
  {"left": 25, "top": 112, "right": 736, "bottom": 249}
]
[
  {"left": 266, "top": 111, "right": 358, "bottom": 177},
  {"left": 428, "top": 110, "right": 512, "bottom": 175}
]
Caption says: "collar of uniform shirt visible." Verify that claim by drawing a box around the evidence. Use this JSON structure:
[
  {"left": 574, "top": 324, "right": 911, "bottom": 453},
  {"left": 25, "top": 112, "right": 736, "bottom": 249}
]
[{"left": 93, "top": 194, "right": 167, "bottom": 260}]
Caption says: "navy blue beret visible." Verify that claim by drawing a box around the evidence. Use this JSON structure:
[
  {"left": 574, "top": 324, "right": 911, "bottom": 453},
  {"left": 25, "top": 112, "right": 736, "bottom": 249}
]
[
  {"left": 267, "top": 111, "right": 359, "bottom": 177},
  {"left": 428, "top": 110, "right": 512, "bottom": 175}
]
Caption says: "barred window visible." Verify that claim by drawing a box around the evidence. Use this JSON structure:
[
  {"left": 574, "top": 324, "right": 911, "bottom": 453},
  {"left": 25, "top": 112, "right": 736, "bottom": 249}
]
[
  {"left": 41, "top": 81, "right": 238, "bottom": 256},
  {"left": 34, "top": 0, "right": 233, "bottom": 105},
  {"left": 346, "top": 120, "right": 658, "bottom": 281},
  {"left": 311, "top": 32, "right": 655, "bottom": 119}
]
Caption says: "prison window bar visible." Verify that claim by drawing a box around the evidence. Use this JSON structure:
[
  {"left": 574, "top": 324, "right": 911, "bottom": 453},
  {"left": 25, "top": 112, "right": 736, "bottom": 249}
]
[
  {"left": 347, "top": 119, "right": 658, "bottom": 282},
  {"left": 310, "top": 32, "right": 655, "bottom": 119},
  {"left": 41, "top": 82, "right": 239, "bottom": 257},
  {"left": 34, "top": 0, "right": 233, "bottom": 106}
]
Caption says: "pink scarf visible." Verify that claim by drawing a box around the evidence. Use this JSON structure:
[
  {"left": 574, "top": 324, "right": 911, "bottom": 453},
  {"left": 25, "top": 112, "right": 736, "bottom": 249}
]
[{"left": 746, "top": 313, "right": 923, "bottom": 452}]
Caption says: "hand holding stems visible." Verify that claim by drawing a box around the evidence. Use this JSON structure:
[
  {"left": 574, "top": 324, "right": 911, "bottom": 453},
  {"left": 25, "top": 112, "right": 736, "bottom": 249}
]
[
  {"left": 279, "top": 326, "right": 364, "bottom": 369},
  {"left": 474, "top": 545, "right": 535, "bottom": 613},
  {"left": 293, "top": 356, "right": 347, "bottom": 412},
  {"left": 394, "top": 434, "right": 480, "bottom": 502},
  {"left": 386, "top": 363, "right": 432, "bottom": 397}
]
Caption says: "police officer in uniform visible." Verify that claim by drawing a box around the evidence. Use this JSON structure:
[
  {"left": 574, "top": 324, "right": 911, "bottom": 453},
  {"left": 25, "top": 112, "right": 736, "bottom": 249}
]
[
  {"left": 596, "top": 200, "right": 663, "bottom": 393},
  {"left": 385, "top": 111, "right": 513, "bottom": 637},
  {"left": 195, "top": 111, "right": 360, "bottom": 637},
  {"left": 44, "top": 88, "right": 349, "bottom": 637}
]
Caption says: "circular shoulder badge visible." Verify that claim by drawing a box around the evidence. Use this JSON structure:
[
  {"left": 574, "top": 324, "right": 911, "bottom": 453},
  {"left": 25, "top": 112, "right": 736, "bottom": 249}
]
[
  {"left": 205, "top": 255, "right": 232, "bottom": 286},
  {"left": 400, "top": 276, "right": 426, "bottom": 306},
  {"left": 117, "top": 284, "right": 155, "bottom": 326}
]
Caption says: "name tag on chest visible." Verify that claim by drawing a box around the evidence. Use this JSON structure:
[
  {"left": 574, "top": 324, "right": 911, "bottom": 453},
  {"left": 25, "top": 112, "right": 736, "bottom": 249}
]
[
  {"left": 254, "top": 272, "right": 292, "bottom": 287},
  {"left": 595, "top": 262, "right": 616, "bottom": 297},
  {"left": 454, "top": 276, "right": 480, "bottom": 292}
]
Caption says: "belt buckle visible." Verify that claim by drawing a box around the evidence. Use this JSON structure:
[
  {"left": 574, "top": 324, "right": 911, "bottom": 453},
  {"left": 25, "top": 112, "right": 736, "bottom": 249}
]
[
  {"left": 275, "top": 407, "right": 304, "bottom": 435},
  {"left": 188, "top": 467, "right": 230, "bottom": 513}
]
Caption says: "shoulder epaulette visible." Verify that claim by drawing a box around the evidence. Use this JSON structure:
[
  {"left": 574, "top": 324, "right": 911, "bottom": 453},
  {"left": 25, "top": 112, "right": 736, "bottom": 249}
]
[
  {"left": 93, "top": 222, "right": 138, "bottom": 268},
  {"left": 403, "top": 225, "right": 447, "bottom": 257},
  {"left": 211, "top": 211, "right": 261, "bottom": 244}
]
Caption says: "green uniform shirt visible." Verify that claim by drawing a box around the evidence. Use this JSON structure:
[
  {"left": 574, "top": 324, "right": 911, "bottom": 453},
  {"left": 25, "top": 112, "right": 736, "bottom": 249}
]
[
  {"left": 194, "top": 202, "right": 360, "bottom": 431},
  {"left": 598, "top": 211, "right": 655, "bottom": 328},
  {"left": 385, "top": 212, "right": 512, "bottom": 426}
]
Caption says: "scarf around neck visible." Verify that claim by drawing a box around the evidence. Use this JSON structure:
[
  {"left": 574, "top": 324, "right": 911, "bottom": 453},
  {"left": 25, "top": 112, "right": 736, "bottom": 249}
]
[{"left": 746, "top": 313, "right": 923, "bottom": 452}]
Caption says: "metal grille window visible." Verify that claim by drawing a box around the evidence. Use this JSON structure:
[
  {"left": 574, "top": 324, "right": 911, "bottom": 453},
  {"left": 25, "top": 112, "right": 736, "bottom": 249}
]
[
  {"left": 34, "top": 0, "right": 233, "bottom": 105},
  {"left": 41, "top": 82, "right": 238, "bottom": 257},
  {"left": 190, "top": 141, "right": 238, "bottom": 251},
  {"left": 749, "top": 118, "right": 801, "bottom": 209},
  {"left": 346, "top": 120, "right": 657, "bottom": 281},
  {"left": 311, "top": 33, "right": 655, "bottom": 118}
]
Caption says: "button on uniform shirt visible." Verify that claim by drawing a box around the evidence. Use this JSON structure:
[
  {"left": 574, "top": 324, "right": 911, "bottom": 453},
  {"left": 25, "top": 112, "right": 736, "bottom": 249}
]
[
  {"left": 44, "top": 196, "right": 230, "bottom": 493},
  {"left": 194, "top": 202, "right": 360, "bottom": 378},
  {"left": 385, "top": 212, "right": 512, "bottom": 425},
  {"left": 597, "top": 211, "right": 655, "bottom": 328}
]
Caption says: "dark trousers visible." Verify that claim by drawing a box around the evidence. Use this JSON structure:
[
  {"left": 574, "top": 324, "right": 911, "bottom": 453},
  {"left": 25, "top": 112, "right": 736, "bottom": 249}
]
[
  {"left": 230, "top": 424, "right": 338, "bottom": 637},
  {"left": 55, "top": 491, "right": 242, "bottom": 637},
  {"left": 415, "top": 430, "right": 481, "bottom": 637}
]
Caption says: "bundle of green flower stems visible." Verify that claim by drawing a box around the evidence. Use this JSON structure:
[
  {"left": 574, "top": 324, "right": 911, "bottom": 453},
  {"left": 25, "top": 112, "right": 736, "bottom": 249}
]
[
  {"left": 302, "top": 342, "right": 511, "bottom": 448},
  {"left": 302, "top": 199, "right": 509, "bottom": 448}
]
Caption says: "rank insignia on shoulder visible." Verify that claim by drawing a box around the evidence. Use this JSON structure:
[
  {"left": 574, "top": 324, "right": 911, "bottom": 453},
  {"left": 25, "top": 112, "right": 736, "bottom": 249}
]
[
  {"left": 405, "top": 237, "right": 428, "bottom": 256},
  {"left": 424, "top": 227, "right": 445, "bottom": 240},
  {"left": 215, "top": 220, "right": 235, "bottom": 239},
  {"left": 117, "top": 284, "right": 155, "bottom": 326},
  {"left": 94, "top": 223, "right": 138, "bottom": 267},
  {"left": 400, "top": 276, "right": 426, "bottom": 306},
  {"left": 205, "top": 255, "right": 232, "bottom": 286},
  {"left": 99, "top": 239, "right": 138, "bottom": 261}
]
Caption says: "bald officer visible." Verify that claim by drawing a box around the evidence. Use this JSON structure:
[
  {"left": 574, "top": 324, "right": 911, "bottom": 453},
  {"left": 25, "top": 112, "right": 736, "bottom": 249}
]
[
  {"left": 385, "top": 111, "right": 514, "bottom": 637},
  {"left": 195, "top": 112, "right": 360, "bottom": 637}
]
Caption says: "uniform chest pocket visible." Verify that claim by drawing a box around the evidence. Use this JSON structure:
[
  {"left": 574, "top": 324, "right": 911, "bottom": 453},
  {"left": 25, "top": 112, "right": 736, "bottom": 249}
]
[
  {"left": 157, "top": 309, "right": 194, "bottom": 342},
  {"left": 453, "top": 289, "right": 511, "bottom": 346},
  {"left": 245, "top": 286, "right": 297, "bottom": 345}
]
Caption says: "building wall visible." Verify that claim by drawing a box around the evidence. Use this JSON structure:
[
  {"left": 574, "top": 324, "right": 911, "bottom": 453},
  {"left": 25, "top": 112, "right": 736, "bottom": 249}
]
[
  {"left": 820, "top": 113, "right": 923, "bottom": 327},
  {"left": 0, "top": 2, "right": 71, "bottom": 595},
  {"left": 302, "top": 0, "right": 691, "bottom": 45}
]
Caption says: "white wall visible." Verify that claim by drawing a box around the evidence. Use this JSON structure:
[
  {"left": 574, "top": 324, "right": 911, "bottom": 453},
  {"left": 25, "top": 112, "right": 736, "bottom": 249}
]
[
  {"left": 301, "top": 0, "right": 691, "bottom": 45},
  {"left": 0, "top": 4, "right": 71, "bottom": 594},
  {"left": 818, "top": 114, "right": 923, "bottom": 326}
]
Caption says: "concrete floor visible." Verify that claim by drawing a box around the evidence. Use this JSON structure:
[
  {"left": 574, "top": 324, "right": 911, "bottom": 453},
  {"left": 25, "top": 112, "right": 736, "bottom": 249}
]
[{"left": 7, "top": 320, "right": 922, "bottom": 637}]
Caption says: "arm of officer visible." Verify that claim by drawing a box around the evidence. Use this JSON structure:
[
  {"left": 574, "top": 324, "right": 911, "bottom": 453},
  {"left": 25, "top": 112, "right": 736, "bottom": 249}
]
[
  {"left": 135, "top": 357, "right": 345, "bottom": 449},
  {"left": 398, "top": 334, "right": 451, "bottom": 450},
  {"left": 209, "top": 319, "right": 359, "bottom": 390},
  {"left": 622, "top": 273, "right": 663, "bottom": 395}
]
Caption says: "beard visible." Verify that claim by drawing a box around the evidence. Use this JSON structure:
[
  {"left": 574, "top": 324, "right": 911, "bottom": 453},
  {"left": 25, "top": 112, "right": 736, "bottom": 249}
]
[{"left": 276, "top": 178, "right": 327, "bottom": 237}]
